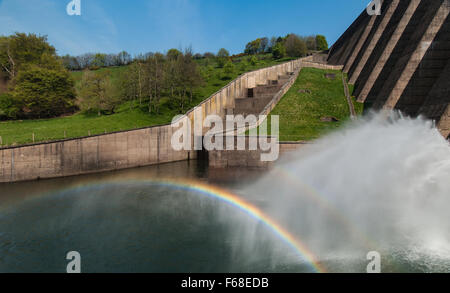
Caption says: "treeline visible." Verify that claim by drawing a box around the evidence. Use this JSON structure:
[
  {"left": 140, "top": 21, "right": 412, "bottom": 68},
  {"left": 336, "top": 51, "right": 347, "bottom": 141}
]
[
  {"left": 61, "top": 51, "right": 133, "bottom": 71},
  {"left": 0, "top": 33, "right": 76, "bottom": 120},
  {"left": 245, "top": 34, "right": 328, "bottom": 59},
  {"left": 61, "top": 33, "right": 328, "bottom": 72},
  {"left": 61, "top": 49, "right": 226, "bottom": 71},
  {"left": 79, "top": 48, "right": 203, "bottom": 115}
]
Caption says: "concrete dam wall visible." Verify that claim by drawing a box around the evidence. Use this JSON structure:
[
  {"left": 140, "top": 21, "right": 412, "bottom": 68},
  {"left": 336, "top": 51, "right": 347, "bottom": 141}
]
[
  {"left": 327, "top": 0, "right": 450, "bottom": 139},
  {"left": 0, "top": 58, "right": 341, "bottom": 183}
]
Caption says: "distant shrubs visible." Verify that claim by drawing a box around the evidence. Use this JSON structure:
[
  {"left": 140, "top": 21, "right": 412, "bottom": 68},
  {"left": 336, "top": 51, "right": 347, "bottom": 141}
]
[{"left": 244, "top": 33, "right": 329, "bottom": 59}]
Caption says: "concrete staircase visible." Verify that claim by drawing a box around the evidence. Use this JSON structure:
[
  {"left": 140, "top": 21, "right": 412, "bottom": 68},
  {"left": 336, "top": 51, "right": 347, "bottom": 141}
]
[{"left": 231, "top": 73, "right": 294, "bottom": 116}]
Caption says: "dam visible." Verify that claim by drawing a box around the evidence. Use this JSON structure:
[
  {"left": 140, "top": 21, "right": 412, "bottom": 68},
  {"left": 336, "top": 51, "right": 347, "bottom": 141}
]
[
  {"left": 327, "top": 0, "right": 450, "bottom": 139},
  {"left": 1, "top": 1, "right": 450, "bottom": 274}
]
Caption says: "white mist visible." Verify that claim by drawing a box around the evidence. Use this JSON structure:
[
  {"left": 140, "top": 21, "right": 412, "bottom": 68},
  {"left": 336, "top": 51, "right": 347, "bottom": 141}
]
[{"left": 227, "top": 111, "right": 450, "bottom": 272}]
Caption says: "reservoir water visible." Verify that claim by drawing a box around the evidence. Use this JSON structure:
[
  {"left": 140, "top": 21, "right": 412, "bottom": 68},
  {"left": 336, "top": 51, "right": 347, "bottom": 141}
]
[{"left": 1, "top": 112, "right": 449, "bottom": 273}]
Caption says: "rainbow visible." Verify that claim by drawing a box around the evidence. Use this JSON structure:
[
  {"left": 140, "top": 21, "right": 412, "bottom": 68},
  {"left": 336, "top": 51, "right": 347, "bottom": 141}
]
[
  {"left": 142, "top": 178, "right": 327, "bottom": 273},
  {"left": 25, "top": 177, "right": 326, "bottom": 273}
]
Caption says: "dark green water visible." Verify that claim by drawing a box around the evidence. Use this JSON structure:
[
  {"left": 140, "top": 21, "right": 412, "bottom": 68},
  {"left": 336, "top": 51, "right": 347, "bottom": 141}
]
[
  {"left": 0, "top": 160, "right": 449, "bottom": 273},
  {"left": 0, "top": 161, "right": 315, "bottom": 273}
]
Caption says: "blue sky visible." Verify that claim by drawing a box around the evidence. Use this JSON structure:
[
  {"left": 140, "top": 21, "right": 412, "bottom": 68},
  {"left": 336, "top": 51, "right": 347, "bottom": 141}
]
[{"left": 0, "top": 0, "right": 367, "bottom": 56}]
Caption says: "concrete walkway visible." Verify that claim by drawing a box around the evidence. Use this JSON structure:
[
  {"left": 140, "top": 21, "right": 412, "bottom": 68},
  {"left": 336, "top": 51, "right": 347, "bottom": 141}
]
[{"left": 342, "top": 73, "right": 357, "bottom": 120}]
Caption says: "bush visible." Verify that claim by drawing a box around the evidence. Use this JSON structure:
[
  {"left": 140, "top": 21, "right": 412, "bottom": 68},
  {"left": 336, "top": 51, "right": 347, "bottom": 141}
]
[
  {"left": 239, "top": 60, "right": 248, "bottom": 72},
  {"left": 11, "top": 66, "right": 76, "bottom": 119},
  {"left": 250, "top": 56, "right": 258, "bottom": 66},
  {"left": 0, "top": 93, "right": 19, "bottom": 120}
]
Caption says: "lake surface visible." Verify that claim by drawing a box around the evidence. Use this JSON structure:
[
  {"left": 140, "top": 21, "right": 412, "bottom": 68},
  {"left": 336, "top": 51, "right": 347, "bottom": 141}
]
[
  {"left": 0, "top": 161, "right": 311, "bottom": 273},
  {"left": 0, "top": 157, "right": 449, "bottom": 273}
]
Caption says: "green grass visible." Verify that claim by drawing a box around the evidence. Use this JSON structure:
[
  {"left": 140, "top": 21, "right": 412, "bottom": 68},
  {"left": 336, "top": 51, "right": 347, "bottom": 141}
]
[
  {"left": 0, "top": 54, "right": 295, "bottom": 146},
  {"left": 0, "top": 104, "right": 176, "bottom": 146},
  {"left": 71, "top": 65, "right": 129, "bottom": 89},
  {"left": 257, "top": 67, "right": 353, "bottom": 141}
]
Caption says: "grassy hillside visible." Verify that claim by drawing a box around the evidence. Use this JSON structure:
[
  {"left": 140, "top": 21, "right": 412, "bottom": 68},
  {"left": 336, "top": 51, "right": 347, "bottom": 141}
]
[
  {"left": 258, "top": 67, "right": 362, "bottom": 141},
  {"left": 0, "top": 54, "right": 295, "bottom": 146}
]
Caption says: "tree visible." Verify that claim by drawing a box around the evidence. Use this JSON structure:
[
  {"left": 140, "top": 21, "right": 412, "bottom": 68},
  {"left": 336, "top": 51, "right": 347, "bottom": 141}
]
[
  {"left": 129, "top": 61, "right": 147, "bottom": 106},
  {"left": 245, "top": 40, "right": 257, "bottom": 55},
  {"left": 76, "top": 53, "right": 95, "bottom": 69},
  {"left": 0, "top": 33, "right": 56, "bottom": 80},
  {"left": 0, "top": 33, "right": 77, "bottom": 120},
  {"left": 272, "top": 42, "right": 286, "bottom": 59},
  {"left": 305, "top": 36, "right": 317, "bottom": 51},
  {"left": 173, "top": 50, "right": 203, "bottom": 112},
  {"left": 316, "top": 35, "right": 329, "bottom": 51},
  {"left": 217, "top": 48, "right": 230, "bottom": 68},
  {"left": 193, "top": 53, "right": 203, "bottom": 60},
  {"left": 11, "top": 66, "right": 76, "bottom": 119},
  {"left": 61, "top": 55, "right": 81, "bottom": 71},
  {"left": 285, "top": 34, "right": 307, "bottom": 58},
  {"left": 268, "top": 36, "right": 278, "bottom": 53},
  {"left": 259, "top": 37, "right": 269, "bottom": 53},
  {"left": 167, "top": 49, "right": 182, "bottom": 61},
  {"left": 91, "top": 53, "right": 107, "bottom": 69},
  {"left": 245, "top": 38, "right": 263, "bottom": 55},
  {"left": 146, "top": 52, "right": 166, "bottom": 113},
  {"left": 203, "top": 52, "right": 215, "bottom": 59},
  {"left": 77, "top": 70, "right": 119, "bottom": 115},
  {"left": 117, "top": 51, "right": 132, "bottom": 66}
]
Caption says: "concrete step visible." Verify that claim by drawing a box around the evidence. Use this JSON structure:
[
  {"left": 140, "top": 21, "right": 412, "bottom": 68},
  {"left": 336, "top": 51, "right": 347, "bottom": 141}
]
[
  {"left": 254, "top": 84, "right": 282, "bottom": 95},
  {"left": 234, "top": 96, "right": 274, "bottom": 115}
]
